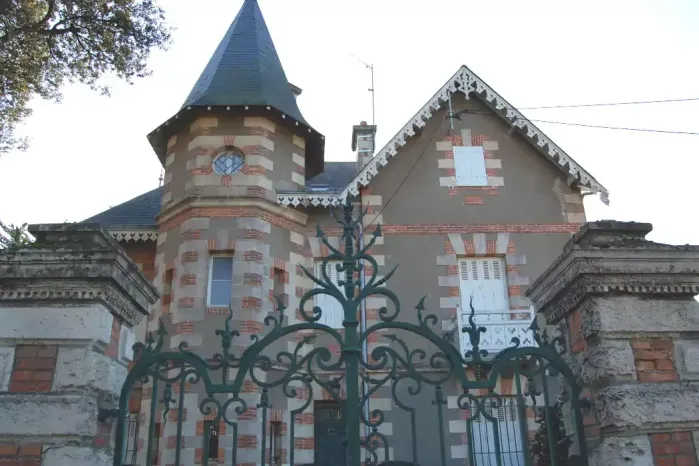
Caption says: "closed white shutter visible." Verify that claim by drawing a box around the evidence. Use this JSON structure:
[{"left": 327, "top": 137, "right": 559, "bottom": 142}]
[
  {"left": 481, "top": 258, "right": 508, "bottom": 322},
  {"left": 314, "top": 260, "right": 343, "bottom": 328},
  {"left": 469, "top": 398, "right": 525, "bottom": 466},
  {"left": 459, "top": 258, "right": 509, "bottom": 321},
  {"left": 454, "top": 146, "right": 488, "bottom": 187},
  {"left": 458, "top": 259, "right": 480, "bottom": 314}
]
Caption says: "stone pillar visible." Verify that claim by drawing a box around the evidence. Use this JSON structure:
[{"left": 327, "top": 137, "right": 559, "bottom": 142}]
[
  {"left": 0, "top": 224, "right": 158, "bottom": 466},
  {"left": 527, "top": 221, "right": 699, "bottom": 466}
]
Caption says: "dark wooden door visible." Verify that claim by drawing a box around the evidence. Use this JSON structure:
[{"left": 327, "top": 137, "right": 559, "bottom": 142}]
[{"left": 314, "top": 400, "right": 347, "bottom": 466}]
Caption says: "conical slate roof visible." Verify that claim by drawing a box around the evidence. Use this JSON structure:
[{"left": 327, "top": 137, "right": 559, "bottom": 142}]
[
  {"left": 147, "top": 0, "right": 325, "bottom": 177},
  {"left": 181, "top": 0, "right": 307, "bottom": 124}
]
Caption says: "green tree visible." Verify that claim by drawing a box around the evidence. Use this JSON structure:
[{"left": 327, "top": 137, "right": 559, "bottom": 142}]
[
  {"left": 0, "top": 221, "right": 33, "bottom": 249},
  {"left": 0, "top": 0, "right": 171, "bottom": 154},
  {"left": 530, "top": 403, "right": 575, "bottom": 466}
]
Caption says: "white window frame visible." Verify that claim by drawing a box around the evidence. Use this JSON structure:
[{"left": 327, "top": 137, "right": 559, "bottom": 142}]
[
  {"left": 468, "top": 397, "right": 525, "bottom": 466},
  {"left": 458, "top": 257, "right": 510, "bottom": 355},
  {"left": 207, "top": 255, "right": 234, "bottom": 307},
  {"left": 313, "top": 259, "right": 344, "bottom": 329},
  {"left": 454, "top": 145, "right": 488, "bottom": 187}
]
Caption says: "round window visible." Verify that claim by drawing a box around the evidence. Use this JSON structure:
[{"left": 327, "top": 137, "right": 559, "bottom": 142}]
[{"left": 212, "top": 152, "right": 245, "bottom": 175}]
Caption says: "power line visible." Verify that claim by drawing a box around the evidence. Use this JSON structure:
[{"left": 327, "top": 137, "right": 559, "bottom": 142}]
[
  {"left": 527, "top": 119, "right": 699, "bottom": 136},
  {"left": 519, "top": 97, "right": 699, "bottom": 110},
  {"left": 364, "top": 121, "right": 446, "bottom": 230},
  {"left": 456, "top": 109, "right": 699, "bottom": 136}
]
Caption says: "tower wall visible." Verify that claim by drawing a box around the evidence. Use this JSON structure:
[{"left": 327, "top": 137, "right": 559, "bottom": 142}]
[{"left": 139, "top": 114, "right": 318, "bottom": 465}]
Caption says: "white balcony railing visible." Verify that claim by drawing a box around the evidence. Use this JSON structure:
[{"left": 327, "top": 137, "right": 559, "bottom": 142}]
[{"left": 459, "top": 311, "right": 536, "bottom": 354}]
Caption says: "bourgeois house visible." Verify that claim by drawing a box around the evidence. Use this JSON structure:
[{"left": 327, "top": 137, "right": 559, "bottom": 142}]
[{"left": 78, "top": 0, "right": 610, "bottom": 464}]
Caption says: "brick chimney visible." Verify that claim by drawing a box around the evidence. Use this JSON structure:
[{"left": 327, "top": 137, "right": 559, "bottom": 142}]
[{"left": 352, "top": 121, "right": 377, "bottom": 173}]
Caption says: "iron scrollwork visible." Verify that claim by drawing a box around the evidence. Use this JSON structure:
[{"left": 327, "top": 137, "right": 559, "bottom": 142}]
[{"left": 113, "top": 199, "right": 589, "bottom": 466}]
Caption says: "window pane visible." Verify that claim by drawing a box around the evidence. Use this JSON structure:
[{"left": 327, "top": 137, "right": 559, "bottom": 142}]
[
  {"left": 210, "top": 280, "right": 232, "bottom": 306},
  {"left": 212, "top": 257, "right": 233, "bottom": 280}
]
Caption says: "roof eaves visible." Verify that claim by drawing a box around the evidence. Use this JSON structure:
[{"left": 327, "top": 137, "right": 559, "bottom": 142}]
[{"left": 340, "top": 65, "right": 610, "bottom": 205}]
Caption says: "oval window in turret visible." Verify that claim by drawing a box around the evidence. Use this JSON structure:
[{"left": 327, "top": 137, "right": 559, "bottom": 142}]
[{"left": 212, "top": 151, "right": 245, "bottom": 175}]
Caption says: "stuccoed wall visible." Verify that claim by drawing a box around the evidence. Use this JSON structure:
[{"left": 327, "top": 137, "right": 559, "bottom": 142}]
[
  {"left": 527, "top": 221, "right": 699, "bottom": 466},
  {"left": 0, "top": 224, "right": 157, "bottom": 466}
]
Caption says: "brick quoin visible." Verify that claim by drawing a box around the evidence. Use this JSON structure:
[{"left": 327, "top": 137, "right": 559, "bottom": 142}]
[
  {"left": 632, "top": 338, "right": 679, "bottom": 382},
  {"left": 486, "top": 240, "right": 497, "bottom": 255},
  {"left": 0, "top": 444, "right": 43, "bottom": 466},
  {"left": 105, "top": 317, "right": 122, "bottom": 359},
  {"left": 244, "top": 229, "right": 266, "bottom": 241},
  {"left": 294, "top": 413, "right": 314, "bottom": 424},
  {"left": 464, "top": 197, "right": 484, "bottom": 205},
  {"left": 9, "top": 345, "right": 58, "bottom": 393},
  {"left": 239, "top": 320, "right": 263, "bottom": 333},
  {"left": 241, "top": 297, "right": 262, "bottom": 309},
  {"left": 243, "top": 273, "right": 263, "bottom": 286},
  {"left": 180, "top": 274, "right": 197, "bottom": 286},
  {"left": 175, "top": 322, "right": 195, "bottom": 335},
  {"left": 237, "top": 435, "right": 258, "bottom": 449},
  {"left": 181, "top": 251, "right": 199, "bottom": 263},
  {"left": 243, "top": 251, "right": 264, "bottom": 263},
  {"left": 651, "top": 432, "right": 698, "bottom": 466},
  {"left": 567, "top": 310, "right": 586, "bottom": 353},
  {"left": 294, "top": 438, "right": 314, "bottom": 450}
]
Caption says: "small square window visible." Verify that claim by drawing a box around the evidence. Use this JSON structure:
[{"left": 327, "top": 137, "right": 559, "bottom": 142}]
[{"left": 208, "top": 256, "right": 233, "bottom": 307}]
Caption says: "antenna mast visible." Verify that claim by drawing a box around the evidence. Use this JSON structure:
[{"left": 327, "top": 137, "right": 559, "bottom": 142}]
[{"left": 351, "top": 54, "right": 376, "bottom": 128}]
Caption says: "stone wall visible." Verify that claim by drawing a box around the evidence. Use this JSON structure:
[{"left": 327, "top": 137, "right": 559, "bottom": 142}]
[
  {"left": 0, "top": 224, "right": 157, "bottom": 466},
  {"left": 527, "top": 221, "right": 699, "bottom": 466}
]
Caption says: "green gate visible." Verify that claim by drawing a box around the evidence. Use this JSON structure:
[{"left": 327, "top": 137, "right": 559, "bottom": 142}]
[{"left": 113, "top": 201, "right": 589, "bottom": 466}]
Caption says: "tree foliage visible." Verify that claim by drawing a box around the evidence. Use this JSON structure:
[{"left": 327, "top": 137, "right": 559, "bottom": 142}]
[
  {"left": 0, "top": 0, "right": 171, "bottom": 153},
  {"left": 0, "top": 221, "right": 33, "bottom": 249},
  {"left": 530, "top": 403, "right": 574, "bottom": 466}
]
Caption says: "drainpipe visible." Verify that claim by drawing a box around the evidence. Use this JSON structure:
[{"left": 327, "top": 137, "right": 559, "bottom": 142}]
[{"left": 357, "top": 195, "right": 371, "bottom": 461}]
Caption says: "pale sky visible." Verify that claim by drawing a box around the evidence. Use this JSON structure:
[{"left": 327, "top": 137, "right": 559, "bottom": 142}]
[{"left": 1, "top": 0, "right": 698, "bottom": 245}]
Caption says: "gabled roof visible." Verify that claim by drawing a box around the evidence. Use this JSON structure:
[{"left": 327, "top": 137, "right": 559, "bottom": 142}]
[
  {"left": 181, "top": 0, "right": 306, "bottom": 124},
  {"left": 146, "top": 0, "right": 325, "bottom": 178},
  {"left": 339, "top": 65, "right": 609, "bottom": 204}
]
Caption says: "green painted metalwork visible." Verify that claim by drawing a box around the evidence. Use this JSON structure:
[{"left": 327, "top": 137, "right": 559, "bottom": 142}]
[{"left": 113, "top": 200, "right": 590, "bottom": 466}]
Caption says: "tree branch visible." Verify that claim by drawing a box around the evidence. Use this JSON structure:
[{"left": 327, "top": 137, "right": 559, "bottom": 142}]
[{"left": 38, "top": 0, "right": 57, "bottom": 27}]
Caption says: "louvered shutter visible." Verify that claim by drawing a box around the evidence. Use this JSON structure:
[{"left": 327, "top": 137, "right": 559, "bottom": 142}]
[
  {"left": 314, "top": 261, "right": 343, "bottom": 328},
  {"left": 458, "top": 259, "right": 482, "bottom": 315},
  {"left": 481, "top": 258, "right": 508, "bottom": 322},
  {"left": 469, "top": 398, "right": 525, "bottom": 466},
  {"left": 454, "top": 146, "right": 488, "bottom": 187}
]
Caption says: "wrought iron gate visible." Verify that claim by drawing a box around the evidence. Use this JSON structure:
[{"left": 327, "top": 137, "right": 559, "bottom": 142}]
[{"left": 113, "top": 201, "right": 589, "bottom": 466}]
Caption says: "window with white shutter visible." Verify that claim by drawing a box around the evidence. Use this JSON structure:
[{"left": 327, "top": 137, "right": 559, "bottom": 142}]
[
  {"left": 314, "top": 260, "right": 344, "bottom": 328},
  {"left": 468, "top": 397, "right": 525, "bottom": 466},
  {"left": 458, "top": 257, "right": 509, "bottom": 321},
  {"left": 454, "top": 146, "right": 488, "bottom": 187}
]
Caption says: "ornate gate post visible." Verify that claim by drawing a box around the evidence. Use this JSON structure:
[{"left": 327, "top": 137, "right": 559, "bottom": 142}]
[
  {"left": 527, "top": 221, "right": 699, "bottom": 466},
  {"left": 0, "top": 224, "right": 158, "bottom": 466}
]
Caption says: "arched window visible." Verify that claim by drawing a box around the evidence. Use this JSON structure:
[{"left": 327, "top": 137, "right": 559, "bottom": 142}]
[{"left": 212, "top": 150, "right": 245, "bottom": 175}]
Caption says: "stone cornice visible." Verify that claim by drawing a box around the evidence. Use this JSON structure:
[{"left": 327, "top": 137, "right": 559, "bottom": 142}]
[
  {"left": 0, "top": 224, "right": 159, "bottom": 326},
  {"left": 526, "top": 221, "right": 699, "bottom": 324},
  {"left": 157, "top": 196, "right": 309, "bottom": 228}
]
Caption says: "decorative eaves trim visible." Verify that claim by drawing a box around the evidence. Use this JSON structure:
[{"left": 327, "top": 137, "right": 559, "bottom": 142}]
[
  {"left": 110, "top": 230, "right": 158, "bottom": 242},
  {"left": 277, "top": 193, "right": 342, "bottom": 208},
  {"left": 339, "top": 65, "right": 610, "bottom": 205}
]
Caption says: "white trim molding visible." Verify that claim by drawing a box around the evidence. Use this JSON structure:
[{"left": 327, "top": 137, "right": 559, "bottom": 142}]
[
  {"left": 110, "top": 230, "right": 158, "bottom": 242},
  {"left": 339, "top": 65, "right": 610, "bottom": 205},
  {"left": 277, "top": 192, "right": 342, "bottom": 208}
]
